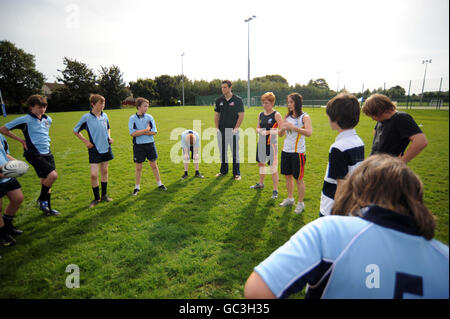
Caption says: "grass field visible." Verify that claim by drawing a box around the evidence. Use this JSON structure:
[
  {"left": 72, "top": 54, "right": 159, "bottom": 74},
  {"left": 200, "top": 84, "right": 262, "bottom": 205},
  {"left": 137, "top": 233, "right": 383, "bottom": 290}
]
[{"left": 0, "top": 106, "right": 448, "bottom": 298}]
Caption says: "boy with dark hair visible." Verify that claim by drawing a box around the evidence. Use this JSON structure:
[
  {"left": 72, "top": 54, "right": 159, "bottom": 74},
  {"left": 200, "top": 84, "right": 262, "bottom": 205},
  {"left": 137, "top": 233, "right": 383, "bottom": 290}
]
[
  {"left": 362, "top": 93, "right": 427, "bottom": 163},
  {"left": 0, "top": 133, "right": 25, "bottom": 246},
  {"left": 319, "top": 93, "right": 364, "bottom": 217},
  {"left": 128, "top": 97, "right": 166, "bottom": 196},
  {"left": 214, "top": 80, "right": 245, "bottom": 180},
  {"left": 0, "top": 95, "right": 60, "bottom": 216},
  {"left": 74, "top": 94, "right": 114, "bottom": 208}
]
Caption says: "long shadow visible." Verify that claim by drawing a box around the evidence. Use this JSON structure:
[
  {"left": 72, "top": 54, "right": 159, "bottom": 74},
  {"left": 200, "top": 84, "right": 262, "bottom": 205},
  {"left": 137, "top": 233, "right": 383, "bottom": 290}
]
[
  {"left": 213, "top": 192, "right": 273, "bottom": 289},
  {"left": 112, "top": 177, "right": 235, "bottom": 285},
  {"left": 264, "top": 206, "right": 295, "bottom": 253},
  {"left": 0, "top": 179, "right": 185, "bottom": 280}
]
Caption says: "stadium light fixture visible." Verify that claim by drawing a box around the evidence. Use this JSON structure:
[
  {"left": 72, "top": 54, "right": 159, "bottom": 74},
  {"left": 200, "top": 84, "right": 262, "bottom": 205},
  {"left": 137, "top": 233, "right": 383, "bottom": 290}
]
[
  {"left": 181, "top": 53, "right": 185, "bottom": 106},
  {"left": 244, "top": 15, "right": 256, "bottom": 108},
  {"left": 420, "top": 59, "right": 432, "bottom": 103},
  {"left": 336, "top": 71, "right": 343, "bottom": 93}
]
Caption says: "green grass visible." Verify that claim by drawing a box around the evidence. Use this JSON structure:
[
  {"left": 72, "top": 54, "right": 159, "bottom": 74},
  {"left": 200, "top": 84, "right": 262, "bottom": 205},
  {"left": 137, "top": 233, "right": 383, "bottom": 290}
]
[{"left": 0, "top": 106, "right": 448, "bottom": 298}]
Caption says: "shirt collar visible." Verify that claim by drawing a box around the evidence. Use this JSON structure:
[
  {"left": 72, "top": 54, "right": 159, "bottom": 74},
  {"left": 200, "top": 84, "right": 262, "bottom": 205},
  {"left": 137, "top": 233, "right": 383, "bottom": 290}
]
[
  {"left": 28, "top": 112, "right": 48, "bottom": 120},
  {"left": 360, "top": 205, "right": 421, "bottom": 236},
  {"left": 135, "top": 112, "right": 145, "bottom": 119},
  {"left": 335, "top": 129, "right": 357, "bottom": 142},
  {"left": 90, "top": 111, "right": 104, "bottom": 117}
]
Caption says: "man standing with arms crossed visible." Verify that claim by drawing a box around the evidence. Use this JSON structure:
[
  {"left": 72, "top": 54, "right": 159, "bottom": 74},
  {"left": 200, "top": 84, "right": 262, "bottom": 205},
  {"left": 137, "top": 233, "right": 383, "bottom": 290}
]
[{"left": 214, "top": 80, "right": 245, "bottom": 180}]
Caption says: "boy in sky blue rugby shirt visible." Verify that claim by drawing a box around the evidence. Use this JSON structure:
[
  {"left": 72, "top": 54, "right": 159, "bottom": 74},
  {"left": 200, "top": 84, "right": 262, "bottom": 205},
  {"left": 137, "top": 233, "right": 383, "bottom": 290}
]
[
  {"left": 128, "top": 97, "right": 166, "bottom": 196},
  {"left": 74, "top": 94, "right": 114, "bottom": 208},
  {"left": 0, "top": 95, "right": 60, "bottom": 216},
  {"left": 319, "top": 93, "right": 364, "bottom": 217},
  {"left": 245, "top": 155, "right": 449, "bottom": 299},
  {"left": 0, "top": 133, "right": 25, "bottom": 246}
]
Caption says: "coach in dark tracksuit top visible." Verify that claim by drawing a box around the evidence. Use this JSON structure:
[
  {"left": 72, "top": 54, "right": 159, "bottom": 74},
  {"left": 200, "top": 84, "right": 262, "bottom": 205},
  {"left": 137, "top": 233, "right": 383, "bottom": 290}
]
[{"left": 214, "top": 80, "right": 244, "bottom": 180}]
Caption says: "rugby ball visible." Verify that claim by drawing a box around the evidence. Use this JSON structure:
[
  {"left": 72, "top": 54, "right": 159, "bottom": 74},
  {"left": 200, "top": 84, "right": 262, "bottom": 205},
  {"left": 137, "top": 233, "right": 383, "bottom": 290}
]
[{"left": 1, "top": 160, "right": 29, "bottom": 178}]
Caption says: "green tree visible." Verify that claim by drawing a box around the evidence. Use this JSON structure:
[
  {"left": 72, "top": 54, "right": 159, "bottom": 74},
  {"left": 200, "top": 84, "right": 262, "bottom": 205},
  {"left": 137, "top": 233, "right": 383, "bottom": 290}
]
[
  {"left": 54, "top": 57, "right": 97, "bottom": 110},
  {"left": 98, "top": 65, "right": 128, "bottom": 108},
  {"left": 155, "top": 75, "right": 178, "bottom": 106},
  {"left": 307, "top": 78, "right": 330, "bottom": 90},
  {"left": 129, "top": 78, "right": 158, "bottom": 102},
  {"left": 0, "top": 40, "right": 45, "bottom": 113},
  {"left": 386, "top": 85, "right": 406, "bottom": 99}
]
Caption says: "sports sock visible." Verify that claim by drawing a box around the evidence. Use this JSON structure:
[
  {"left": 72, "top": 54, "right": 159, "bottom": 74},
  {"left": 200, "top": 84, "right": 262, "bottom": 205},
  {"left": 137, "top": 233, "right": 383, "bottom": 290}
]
[
  {"left": 195, "top": 170, "right": 199, "bottom": 175},
  {"left": 157, "top": 180, "right": 162, "bottom": 187},
  {"left": 93, "top": 186, "right": 100, "bottom": 200},
  {"left": 135, "top": 184, "right": 140, "bottom": 190},
  {"left": 101, "top": 182, "right": 107, "bottom": 197},
  {"left": 47, "top": 193, "right": 52, "bottom": 209},
  {"left": 39, "top": 185, "right": 50, "bottom": 201},
  {"left": 183, "top": 171, "right": 188, "bottom": 176},
  {"left": 3, "top": 215, "right": 14, "bottom": 223}
]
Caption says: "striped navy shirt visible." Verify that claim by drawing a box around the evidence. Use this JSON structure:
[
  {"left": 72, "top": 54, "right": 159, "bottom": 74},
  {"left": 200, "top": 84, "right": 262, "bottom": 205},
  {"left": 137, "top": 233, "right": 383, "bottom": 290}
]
[{"left": 320, "top": 129, "right": 364, "bottom": 216}]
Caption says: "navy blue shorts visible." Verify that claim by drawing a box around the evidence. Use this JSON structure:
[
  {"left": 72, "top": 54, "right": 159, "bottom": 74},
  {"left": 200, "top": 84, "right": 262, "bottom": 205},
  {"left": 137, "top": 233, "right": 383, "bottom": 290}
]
[
  {"left": 88, "top": 147, "right": 114, "bottom": 164},
  {"left": 0, "top": 178, "right": 21, "bottom": 198},
  {"left": 24, "top": 152, "right": 56, "bottom": 178},
  {"left": 133, "top": 143, "right": 158, "bottom": 163}
]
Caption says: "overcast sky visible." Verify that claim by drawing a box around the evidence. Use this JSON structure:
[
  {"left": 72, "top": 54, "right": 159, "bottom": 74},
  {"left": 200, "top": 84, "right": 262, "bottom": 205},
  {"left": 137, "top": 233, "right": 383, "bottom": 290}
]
[{"left": 1, "top": 0, "right": 449, "bottom": 93}]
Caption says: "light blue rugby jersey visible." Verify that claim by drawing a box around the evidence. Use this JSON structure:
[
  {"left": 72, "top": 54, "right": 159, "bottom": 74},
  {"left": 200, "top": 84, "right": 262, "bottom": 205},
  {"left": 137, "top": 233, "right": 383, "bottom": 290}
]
[
  {"left": 180, "top": 130, "right": 200, "bottom": 149},
  {"left": 74, "top": 112, "right": 111, "bottom": 154},
  {"left": 5, "top": 113, "right": 52, "bottom": 155},
  {"left": 128, "top": 113, "right": 157, "bottom": 144},
  {"left": 255, "top": 205, "right": 449, "bottom": 299},
  {"left": 0, "top": 134, "right": 12, "bottom": 184}
]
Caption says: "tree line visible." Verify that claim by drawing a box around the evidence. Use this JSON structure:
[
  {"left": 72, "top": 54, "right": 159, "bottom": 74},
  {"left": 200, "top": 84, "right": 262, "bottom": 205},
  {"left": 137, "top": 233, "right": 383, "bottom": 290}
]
[{"left": 1, "top": 40, "right": 448, "bottom": 113}]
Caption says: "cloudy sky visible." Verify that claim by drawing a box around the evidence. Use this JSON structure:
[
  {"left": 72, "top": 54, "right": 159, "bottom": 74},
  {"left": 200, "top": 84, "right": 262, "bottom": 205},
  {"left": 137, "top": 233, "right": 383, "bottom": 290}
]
[{"left": 0, "top": 0, "right": 448, "bottom": 93}]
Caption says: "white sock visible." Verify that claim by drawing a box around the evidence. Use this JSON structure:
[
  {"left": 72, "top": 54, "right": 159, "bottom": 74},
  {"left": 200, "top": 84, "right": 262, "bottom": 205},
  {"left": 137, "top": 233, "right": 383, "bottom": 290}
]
[
  {"left": 157, "top": 180, "right": 162, "bottom": 186},
  {"left": 288, "top": 197, "right": 294, "bottom": 201},
  {"left": 135, "top": 184, "right": 140, "bottom": 190}
]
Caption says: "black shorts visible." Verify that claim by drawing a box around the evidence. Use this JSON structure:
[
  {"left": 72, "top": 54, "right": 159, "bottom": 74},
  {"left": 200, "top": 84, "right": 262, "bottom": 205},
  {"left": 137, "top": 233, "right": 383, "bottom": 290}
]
[
  {"left": 280, "top": 151, "right": 306, "bottom": 180},
  {"left": 24, "top": 152, "right": 56, "bottom": 178},
  {"left": 88, "top": 147, "right": 114, "bottom": 164},
  {"left": 133, "top": 143, "right": 158, "bottom": 163},
  {"left": 0, "top": 178, "right": 21, "bottom": 198},
  {"left": 256, "top": 143, "right": 277, "bottom": 166}
]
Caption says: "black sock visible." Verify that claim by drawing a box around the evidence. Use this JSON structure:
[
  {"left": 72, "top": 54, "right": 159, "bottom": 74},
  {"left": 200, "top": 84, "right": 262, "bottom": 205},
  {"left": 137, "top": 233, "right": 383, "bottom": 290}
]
[
  {"left": 183, "top": 171, "right": 188, "bottom": 176},
  {"left": 3, "top": 215, "right": 14, "bottom": 229},
  {"left": 101, "top": 182, "right": 107, "bottom": 197},
  {"left": 93, "top": 186, "right": 100, "bottom": 200},
  {"left": 39, "top": 185, "right": 50, "bottom": 201},
  {"left": 47, "top": 193, "right": 52, "bottom": 209},
  {"left": 195, "top": 170, "right": 200, "bottom": 175}
]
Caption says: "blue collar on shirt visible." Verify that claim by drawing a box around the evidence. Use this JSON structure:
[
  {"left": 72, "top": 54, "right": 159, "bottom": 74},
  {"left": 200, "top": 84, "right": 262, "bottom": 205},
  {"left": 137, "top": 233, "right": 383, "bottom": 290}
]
[
  {"left": 135, "top": 112, "right": 145, "bottom": 119},
  {"left": 89, "top": 111, "right": 104, "bottom": 117},
  {"left": 360, "top": 205, "right": 421, "bottom": 237},
  {"left": 28, "top": 112, "right": 48, "bottom": 120}
]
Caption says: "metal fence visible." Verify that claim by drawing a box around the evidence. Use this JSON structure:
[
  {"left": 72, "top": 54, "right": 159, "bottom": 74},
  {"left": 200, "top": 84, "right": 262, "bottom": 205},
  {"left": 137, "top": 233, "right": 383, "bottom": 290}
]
[{"left": 195, "top": 77, "right": 449, "bottom": 109}]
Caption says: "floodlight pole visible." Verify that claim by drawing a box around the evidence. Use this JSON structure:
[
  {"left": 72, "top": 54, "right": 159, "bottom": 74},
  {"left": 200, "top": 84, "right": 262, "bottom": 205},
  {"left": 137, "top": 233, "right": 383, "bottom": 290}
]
[
  {"left": 245, "top": 15, "right": 256, "bottom": 109},
  {"left": 181, "top": 53, "right": 185, "bottom": 106},
  {"left": 420, "top": 59, "right": 431, "bottom": 103},
  {"left": 337, "top": 71, "right": 342, "bottom": 92}
]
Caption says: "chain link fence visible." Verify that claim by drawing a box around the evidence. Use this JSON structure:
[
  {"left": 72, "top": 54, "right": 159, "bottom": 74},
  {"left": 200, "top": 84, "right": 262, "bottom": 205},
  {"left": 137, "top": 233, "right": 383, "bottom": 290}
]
[{"left": 195, "top": 77, "right": 449, "bottom": 110}]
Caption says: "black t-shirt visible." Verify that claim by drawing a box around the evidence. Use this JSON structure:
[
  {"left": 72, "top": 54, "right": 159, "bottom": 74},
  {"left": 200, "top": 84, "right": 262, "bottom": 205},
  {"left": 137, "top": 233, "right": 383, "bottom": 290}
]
[
  {"left": 258, "top": 111, "right": 278, "bottom": 145},
  {"left": 215, "top": 94, "right": 244, "bottom": 130},
  {"left": 371, "top": 112, "right": 422, "bottom": 156}
]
